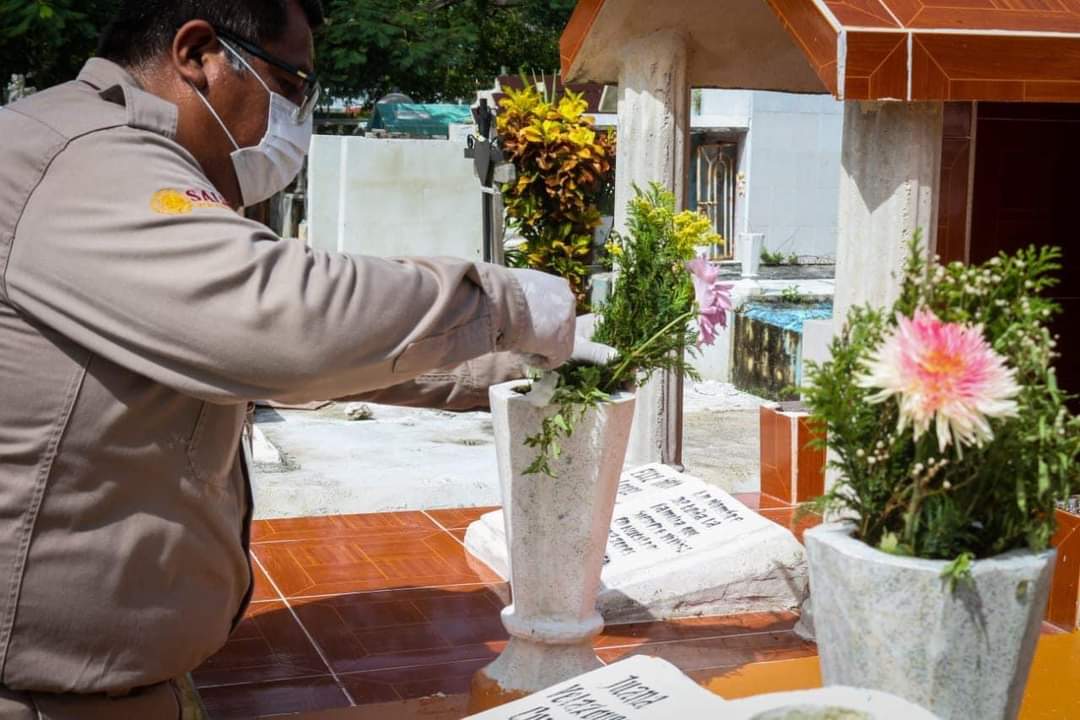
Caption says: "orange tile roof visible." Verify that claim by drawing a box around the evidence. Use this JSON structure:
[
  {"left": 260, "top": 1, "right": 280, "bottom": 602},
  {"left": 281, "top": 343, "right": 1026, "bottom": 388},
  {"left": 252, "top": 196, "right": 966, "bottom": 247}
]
[{"left": 561, "top": 0, "right": 1080, "bottom": 102}]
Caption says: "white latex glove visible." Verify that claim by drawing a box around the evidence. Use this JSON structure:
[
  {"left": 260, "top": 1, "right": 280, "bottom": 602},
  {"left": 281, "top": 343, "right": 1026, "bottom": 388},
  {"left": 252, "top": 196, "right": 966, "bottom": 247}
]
[
  {"left": 509, "top": 269, "right": 576, "bottom": 370},
  {"left": 571, "top": 314, "right": 619, "bottom": 365}
]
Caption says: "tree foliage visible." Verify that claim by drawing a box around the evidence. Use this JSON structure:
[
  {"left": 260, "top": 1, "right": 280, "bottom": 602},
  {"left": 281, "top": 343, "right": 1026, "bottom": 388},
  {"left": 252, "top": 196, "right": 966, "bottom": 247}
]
[
  {"left": 316, "top": 0, "right": 576, "bottom": 107},
  {"left": 1, "top": 0, "right": 575, "bottom": 108},
  {"left": 0, "top": 0, "right": 115, "bottom": 97}
]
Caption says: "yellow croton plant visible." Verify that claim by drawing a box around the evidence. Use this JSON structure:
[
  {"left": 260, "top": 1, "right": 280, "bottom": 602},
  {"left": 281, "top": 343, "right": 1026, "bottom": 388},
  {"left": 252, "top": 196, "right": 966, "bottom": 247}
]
[{"left": 496, "top": 83, "right": 616, "bottom": 310}]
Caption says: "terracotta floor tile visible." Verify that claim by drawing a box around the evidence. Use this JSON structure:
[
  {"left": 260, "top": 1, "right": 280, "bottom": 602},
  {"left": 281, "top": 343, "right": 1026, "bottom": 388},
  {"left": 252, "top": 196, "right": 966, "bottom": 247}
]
[
  {"left": 450, "top": 529, "right": 468, "bottom": 543},
  {"left": 253, "top": 529, "right": 501, "bottom": 597},
  {"left": 732, "top": 493, "right": 794, "bottom": 511},
  {"left": 292, "top": 587, "right": 506, "bottom": 674},
  {"left": 595, "top": 612, "right": 800, "bottom": 648},
  {"left": 425, "top": 507, "right": 500, "bottom": 530},
  {"left": 596, "top": 631, "right": 816, "bottom": 672},
  {"left": 250, "top": 560, "right": 278, "bottom": 602},
  {"left": 342, "top": 658, "right": 492, "bottom": 703},
  {"left": 198, "top": 676, "right": 349, "bottom": 720},
  {"left": 193, "top": 602, "right": 329, "bottom": 688},
  {"left": 252, "top": 511, "right": 438, "bottom": 544},
  {"left": 759, "top": 507, "right": 822, "bottom": 543}
]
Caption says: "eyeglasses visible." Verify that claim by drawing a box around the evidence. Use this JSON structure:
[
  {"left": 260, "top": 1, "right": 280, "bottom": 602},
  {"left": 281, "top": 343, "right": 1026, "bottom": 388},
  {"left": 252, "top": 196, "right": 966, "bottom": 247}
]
[{"left": 214, "top": 26, "right": 321, "bottom": 123}]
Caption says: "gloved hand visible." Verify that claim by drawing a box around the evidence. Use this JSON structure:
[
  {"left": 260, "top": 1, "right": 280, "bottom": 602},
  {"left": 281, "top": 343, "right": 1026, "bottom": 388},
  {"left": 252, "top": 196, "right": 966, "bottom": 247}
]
[
  {"left": 509, "top": 269, "right": 576, "bottom": 370},
  {"left": 571, "top": 313, "right": 619, "bottom": 365}
]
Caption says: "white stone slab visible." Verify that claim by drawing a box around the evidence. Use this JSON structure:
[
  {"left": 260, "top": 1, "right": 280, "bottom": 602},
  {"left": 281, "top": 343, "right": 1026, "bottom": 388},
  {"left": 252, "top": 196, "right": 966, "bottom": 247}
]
[
  {"left": 464, "top": 656, "right": 942, "bottom": 719},
  {"left": 464, "top": 464, "right": 808, "bottom": 623}
]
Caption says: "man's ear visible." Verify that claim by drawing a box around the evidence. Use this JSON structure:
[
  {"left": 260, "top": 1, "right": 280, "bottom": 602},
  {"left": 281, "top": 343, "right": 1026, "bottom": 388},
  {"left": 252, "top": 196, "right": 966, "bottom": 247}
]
[{"left": 172, "top": 20, "right": 220, "bottom": 90}]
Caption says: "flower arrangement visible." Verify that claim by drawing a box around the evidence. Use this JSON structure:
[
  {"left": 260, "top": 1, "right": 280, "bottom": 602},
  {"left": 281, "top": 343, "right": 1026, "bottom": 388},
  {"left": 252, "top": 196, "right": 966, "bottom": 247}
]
[
  {"left": 803, "top": 236, "right": 1080, "bottom": 583},
  {"left": 523, "top": 183, "right": 732, "bottom": 476},
  {"left": 497, "top": 81, "right": 616, "bottom": 311}
]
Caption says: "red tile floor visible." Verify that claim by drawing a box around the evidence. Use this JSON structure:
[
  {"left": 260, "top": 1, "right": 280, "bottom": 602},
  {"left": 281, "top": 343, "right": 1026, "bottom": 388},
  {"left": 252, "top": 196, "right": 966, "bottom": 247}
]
[
  {"left": 195, "top": 494, "right": 819, "bottom": 718},
  {"left": 194, "top": 497, "right": 1078, "bottom": 719}
]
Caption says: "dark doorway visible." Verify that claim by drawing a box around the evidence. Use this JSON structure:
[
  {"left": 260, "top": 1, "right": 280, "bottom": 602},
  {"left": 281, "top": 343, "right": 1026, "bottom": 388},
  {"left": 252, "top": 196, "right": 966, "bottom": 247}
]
[{"left": 970, "top": 103, "right": 1079, "bottom": 404}]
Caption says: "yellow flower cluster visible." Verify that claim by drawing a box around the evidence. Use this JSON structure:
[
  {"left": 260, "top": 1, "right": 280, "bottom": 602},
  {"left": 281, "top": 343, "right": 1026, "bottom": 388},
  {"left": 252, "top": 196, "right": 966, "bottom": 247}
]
[{"left": 673, "top": 210, "right": 723, "bottom": 259}]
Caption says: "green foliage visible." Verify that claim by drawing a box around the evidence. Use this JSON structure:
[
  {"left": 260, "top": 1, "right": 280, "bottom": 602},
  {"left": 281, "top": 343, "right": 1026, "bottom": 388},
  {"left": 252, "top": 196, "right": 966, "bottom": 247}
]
[
  {"left": 780, "top": 286, "right": 804, "bottom": 304},
  {"left": 0, "top": 0, "right": 574, "bottom": 110},
  {"left": 761, "top": 248, "right": 785, "bottom": 266},
  {"left": 524, "top": 184, "right": 712, "bottom": 477},
  {"left": 496, "top": 82, "right": 615, "bottom": 310},
  {"left": 0, "top": 0, "right": 114, "bottom": 96},
  {"left": 317, "top": 0, "right": 576, "bottom": 108},
  {"left": 802, "top": 235, "right": 1080, "bottom": 576}
]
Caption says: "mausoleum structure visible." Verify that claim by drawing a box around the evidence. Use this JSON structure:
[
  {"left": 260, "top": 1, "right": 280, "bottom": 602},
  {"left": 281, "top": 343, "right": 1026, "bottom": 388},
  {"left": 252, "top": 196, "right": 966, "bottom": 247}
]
[{"left": 561, "top": 0, "right": 1079, "bottom": 463}]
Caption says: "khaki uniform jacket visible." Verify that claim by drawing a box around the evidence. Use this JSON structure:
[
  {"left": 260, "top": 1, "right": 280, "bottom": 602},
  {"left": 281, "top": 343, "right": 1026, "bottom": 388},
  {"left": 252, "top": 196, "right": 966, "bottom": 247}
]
[{"left": 0, "top": 59, "right": 529, "bottom": 694}]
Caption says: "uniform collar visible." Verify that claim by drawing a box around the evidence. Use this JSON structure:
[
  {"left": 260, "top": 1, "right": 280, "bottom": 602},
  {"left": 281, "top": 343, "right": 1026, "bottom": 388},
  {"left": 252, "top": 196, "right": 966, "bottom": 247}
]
[{"left": 77, "top": 58, "right": 179, "bottom": 140}]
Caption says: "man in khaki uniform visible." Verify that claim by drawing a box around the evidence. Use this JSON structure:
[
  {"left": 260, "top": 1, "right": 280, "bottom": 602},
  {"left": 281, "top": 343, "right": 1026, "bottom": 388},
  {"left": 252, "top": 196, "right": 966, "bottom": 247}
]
[{"left": 0, "top": 0, "right": 611, "bottom": 716}]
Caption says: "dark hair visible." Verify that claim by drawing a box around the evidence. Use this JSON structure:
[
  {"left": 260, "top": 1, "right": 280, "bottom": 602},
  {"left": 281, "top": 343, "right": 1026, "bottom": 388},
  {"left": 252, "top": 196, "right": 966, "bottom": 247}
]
[{"left": 98, "top": 0, "right": 325, "bottom": 68}]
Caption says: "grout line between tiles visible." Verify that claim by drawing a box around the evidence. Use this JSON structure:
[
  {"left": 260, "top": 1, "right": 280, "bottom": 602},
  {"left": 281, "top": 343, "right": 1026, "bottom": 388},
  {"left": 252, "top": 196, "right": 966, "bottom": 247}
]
[
  {"left": 422, "top": 510, "right": 466, "bottom": 548},
  {"left": 280, "top": 581, "right": 500, "bottom": 602},
  {"left": 195, "top": 672, "right": 333, "bottom": 691},
  {"left": 251, "top": 553, "right": 358, "bottom": 707},
  {"left": 598, "top": 627, "right": 805, "bottom": 652}
]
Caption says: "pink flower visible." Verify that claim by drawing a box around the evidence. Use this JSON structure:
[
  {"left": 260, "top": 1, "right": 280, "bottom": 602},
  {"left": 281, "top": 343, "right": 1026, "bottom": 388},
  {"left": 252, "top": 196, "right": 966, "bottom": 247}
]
[
  {"left": 685, "top": 257, "right": 734, "bottom": 346},
  {"left": 859, "top": 308, "right": 1020, "bottom": 453}
]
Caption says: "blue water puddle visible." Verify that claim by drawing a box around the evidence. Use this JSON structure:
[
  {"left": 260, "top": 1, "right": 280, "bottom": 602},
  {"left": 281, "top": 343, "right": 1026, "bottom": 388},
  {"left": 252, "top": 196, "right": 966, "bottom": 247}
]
[{"left": 741, "top": 302, "right": 833, "bottom": 333}]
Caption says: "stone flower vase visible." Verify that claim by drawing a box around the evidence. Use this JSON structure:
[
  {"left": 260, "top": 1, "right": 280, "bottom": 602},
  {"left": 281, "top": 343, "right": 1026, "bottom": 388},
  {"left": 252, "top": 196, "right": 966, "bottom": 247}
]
[
  {"left": 469, "top": 380, "right": 636, "bottom": 711},
  {"left": 805, "top": 523, "right": 1055, "bottom": 720}
]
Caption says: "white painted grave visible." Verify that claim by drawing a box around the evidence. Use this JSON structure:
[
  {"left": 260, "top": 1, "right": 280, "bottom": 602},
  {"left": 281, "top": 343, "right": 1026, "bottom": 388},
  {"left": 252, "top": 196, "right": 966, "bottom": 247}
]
[
  {"left": 465, "top": 464, "right": 808, "bottom": 622},
  {"left": 464, "top": 656, "right": 942, "bottom": 719}
]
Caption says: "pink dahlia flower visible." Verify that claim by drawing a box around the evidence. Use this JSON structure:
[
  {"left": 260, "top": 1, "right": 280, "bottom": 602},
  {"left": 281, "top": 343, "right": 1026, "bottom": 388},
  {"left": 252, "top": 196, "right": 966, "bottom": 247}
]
[
  {"left": 686, "top": 257, "right": 734, "bottom": 347},
  {"left": 859, "top": 308, "right": 1020, "bottom": 453}
]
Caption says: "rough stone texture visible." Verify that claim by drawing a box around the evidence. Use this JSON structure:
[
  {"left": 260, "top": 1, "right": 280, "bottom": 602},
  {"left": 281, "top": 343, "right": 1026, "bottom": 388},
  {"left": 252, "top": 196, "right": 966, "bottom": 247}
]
[
  {"left": 805, "top": 523, "right": 1055, "bottom": 720},
  {"left": 834, "top": 101, "right": 943, "bottom": 329},
  {"left": 474, "top": 381, "right": 636, "bottom": 696},
  {"left": 614, "top": 30, "right": 691, "bottom": 469},
  {"left": 466, "top": 464, "right": 807, "bottom": 624}
]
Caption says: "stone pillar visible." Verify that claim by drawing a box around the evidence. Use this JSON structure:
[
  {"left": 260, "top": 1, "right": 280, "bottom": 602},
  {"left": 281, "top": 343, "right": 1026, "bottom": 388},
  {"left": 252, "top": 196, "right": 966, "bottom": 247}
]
[
  {"left": 834, "top": 101, "right": 944, "bottom": 327},
  {"left": 827, "top": 102, "right": 944, "bottom": 494},
  {"left": 614, "top": 30, "right": 691, "bottom": 468}
]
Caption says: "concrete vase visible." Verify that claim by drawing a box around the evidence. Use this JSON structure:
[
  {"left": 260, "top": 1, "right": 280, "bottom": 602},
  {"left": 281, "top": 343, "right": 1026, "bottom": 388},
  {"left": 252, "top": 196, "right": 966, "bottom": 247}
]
[
  {"left": 805, "top": 523, "right": 1055, "bottom": 720},
  {"left": 470, "top": 380, "right": 636, "bottom": 711}
]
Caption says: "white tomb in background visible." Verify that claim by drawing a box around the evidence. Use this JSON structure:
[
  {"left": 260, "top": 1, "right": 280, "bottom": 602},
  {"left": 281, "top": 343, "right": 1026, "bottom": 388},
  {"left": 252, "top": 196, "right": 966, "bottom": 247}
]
[{"left": 464, "top": 464, "right": 808, "bottom": 622}]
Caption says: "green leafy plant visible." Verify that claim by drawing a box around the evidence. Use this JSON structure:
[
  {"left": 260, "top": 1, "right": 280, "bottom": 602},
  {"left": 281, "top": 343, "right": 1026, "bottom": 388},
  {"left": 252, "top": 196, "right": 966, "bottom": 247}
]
[
  {"left": 802, "top": 235, "right": 1080, "bottom": 585},
  {"left": 761, "top": 248, "right": 785, "bottom": 266},
  {"left": 523, "top": 184, "right": 730, "bottom": 476},
  {"left": 780, "top": 286, "right": 804, "bottom": 304},
  {"left": 497, "top": 80, "right": 616, "bottom": 310}
]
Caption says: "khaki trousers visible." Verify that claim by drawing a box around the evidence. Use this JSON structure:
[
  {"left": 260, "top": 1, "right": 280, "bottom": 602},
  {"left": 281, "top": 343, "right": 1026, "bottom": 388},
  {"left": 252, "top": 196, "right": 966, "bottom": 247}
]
[{"left": 0, "top": 682, "right": 181, "bottom": 719}]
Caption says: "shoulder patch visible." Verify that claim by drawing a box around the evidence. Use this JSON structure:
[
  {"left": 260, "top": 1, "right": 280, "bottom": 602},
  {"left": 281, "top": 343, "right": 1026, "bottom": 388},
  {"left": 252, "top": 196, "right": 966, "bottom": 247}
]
[{"left": 151, "top": 188, "right": 231, "bottom": 215}]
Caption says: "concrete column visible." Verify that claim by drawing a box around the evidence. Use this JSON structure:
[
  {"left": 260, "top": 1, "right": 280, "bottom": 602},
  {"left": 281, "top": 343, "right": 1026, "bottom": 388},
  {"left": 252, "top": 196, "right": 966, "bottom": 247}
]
[
  {"left": 834, "top": 101, "right": 944, "bottom": 327},
  {"left": 827, "top": 101, "right": 944, "bottom": 495},
  {"left": 614, "top": 30, "right": 691, "bottom": 468}
]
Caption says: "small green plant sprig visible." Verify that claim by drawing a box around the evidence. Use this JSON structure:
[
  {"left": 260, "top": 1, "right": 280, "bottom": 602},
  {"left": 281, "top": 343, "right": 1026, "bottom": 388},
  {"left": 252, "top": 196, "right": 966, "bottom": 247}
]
[
  {"left": 522, "top": 183, "right": 715, "bottom": 477},
  {"left": 802, "top": 234, "right": 1080, "bottom": 586}
]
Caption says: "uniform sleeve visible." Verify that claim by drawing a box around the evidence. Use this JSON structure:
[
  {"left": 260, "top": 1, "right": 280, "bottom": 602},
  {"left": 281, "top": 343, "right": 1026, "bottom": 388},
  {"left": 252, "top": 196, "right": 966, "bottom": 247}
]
[
  {"left": 6, "top": 127, "right": 531, "bottom": 404},
  {"left": 340, "top": 352, "right": 530, "bottom": 411}
]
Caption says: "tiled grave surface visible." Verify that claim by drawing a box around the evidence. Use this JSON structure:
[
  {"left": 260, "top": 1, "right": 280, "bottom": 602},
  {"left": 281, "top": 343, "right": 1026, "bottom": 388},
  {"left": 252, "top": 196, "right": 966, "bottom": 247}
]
[{"left": 195, "top": 498, "right": 819, "bottom": 719}]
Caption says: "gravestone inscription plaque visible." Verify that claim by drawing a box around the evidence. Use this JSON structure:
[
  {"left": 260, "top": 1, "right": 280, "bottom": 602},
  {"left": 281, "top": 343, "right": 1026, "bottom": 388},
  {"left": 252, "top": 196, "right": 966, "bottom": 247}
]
[{"left": 465, "top": 464, "right": 808, "bottom": 622}]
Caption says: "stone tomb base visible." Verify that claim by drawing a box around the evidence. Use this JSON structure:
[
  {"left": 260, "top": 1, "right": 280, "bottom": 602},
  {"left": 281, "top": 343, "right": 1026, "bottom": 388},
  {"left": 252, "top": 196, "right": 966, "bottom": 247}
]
[{"left": 464, "top": 464, "right": 808, "bottom": 623}]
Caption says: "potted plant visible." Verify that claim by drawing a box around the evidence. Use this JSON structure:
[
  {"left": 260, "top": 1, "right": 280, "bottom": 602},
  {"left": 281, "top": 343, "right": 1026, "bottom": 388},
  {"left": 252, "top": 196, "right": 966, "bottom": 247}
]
[
  {"left": 496, "top": 78, "right": 616, "bottom": 311},
  {"left": 801, "top": 237, "right": 1080, "bottom": 719},
  {"left": 470, "top": 184, "right": 732, "bottom": 709}
]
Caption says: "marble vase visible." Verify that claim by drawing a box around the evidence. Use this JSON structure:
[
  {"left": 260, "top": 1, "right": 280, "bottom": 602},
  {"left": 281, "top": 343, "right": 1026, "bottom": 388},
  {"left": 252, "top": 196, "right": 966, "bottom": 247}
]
[
  {"left": 805, "top": 523, "right": 1055, "bottom": 720},
  {"left": 469, "top": 380, "right": 636, "bottom": 712}
]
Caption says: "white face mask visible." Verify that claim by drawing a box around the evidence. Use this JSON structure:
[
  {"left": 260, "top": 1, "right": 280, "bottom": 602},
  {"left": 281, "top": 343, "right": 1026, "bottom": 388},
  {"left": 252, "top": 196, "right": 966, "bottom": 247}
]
[{"left": 189, "top": 39, "right": 313, "bottom": 207}]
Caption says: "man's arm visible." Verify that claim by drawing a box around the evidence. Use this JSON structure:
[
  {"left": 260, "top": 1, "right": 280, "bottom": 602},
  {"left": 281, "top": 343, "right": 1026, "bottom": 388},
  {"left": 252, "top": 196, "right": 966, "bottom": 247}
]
[
  {"left": 339, "top": 352, "right": 529, "bottom": 411},
  {"left": 6, "top": 127, "right": 546, "bottom": 404}
]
